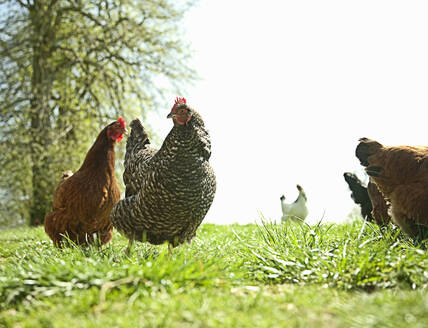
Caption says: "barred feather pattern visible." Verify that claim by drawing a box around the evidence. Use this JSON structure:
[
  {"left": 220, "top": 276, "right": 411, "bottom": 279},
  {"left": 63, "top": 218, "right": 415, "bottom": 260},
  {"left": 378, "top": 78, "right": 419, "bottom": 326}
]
[{"left": 111, "top": 108, "right": 216, "bottom": 246}]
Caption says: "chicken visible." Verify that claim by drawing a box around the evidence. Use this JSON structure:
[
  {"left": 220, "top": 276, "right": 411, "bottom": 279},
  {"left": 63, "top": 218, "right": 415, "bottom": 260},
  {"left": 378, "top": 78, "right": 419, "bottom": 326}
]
[
  {"left": 356, "top": 138, "right": 428, "bottom": 238},
  {"left": 44, "top": 118, "right": 126, "bottom": 246},
  {"left": 367, "top": 180, "right": 391, "bottom": 226},
  {"left": 110, "top": 98, "right": 216, "bottom": 252},
  {"left": 280, "top": 184, "right": 308, "bottom": 223},
  {"left": 343, "top": 172, "right": 373, "bottom": 221}
]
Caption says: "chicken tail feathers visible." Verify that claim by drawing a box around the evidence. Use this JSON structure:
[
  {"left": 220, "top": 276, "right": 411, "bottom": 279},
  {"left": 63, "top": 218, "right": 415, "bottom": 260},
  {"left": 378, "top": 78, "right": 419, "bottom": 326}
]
[
  {"left": 343, "top": 172, "right": 367, "bottom": 204},
  {"left": 126, "top": 119, "right": 150, "bottom": 158},
  {"left": 123, "top": 119, "right": 155, "bottom": 198}
]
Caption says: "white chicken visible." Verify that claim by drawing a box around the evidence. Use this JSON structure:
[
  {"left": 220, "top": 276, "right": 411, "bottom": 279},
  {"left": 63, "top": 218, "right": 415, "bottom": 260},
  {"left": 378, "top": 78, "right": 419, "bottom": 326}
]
[{"left": 280, "top": 184, "right": 308, "bottom": 223}]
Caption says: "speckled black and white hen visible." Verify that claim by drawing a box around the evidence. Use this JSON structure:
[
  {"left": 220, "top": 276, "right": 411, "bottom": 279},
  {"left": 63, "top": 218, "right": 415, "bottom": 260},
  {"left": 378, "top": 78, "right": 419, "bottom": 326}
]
[{"left": 110, "top": 98, "right": 216, "bottom": 252}]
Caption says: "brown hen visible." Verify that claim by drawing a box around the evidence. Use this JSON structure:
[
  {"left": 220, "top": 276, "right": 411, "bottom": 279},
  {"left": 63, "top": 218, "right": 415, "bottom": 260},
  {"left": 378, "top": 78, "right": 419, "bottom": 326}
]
[
  {"left": 44, "top": 118, "right": 126, "bottom": 246},
  {"left": 356, "top": 138, "right": 428, "bottom": 238}
]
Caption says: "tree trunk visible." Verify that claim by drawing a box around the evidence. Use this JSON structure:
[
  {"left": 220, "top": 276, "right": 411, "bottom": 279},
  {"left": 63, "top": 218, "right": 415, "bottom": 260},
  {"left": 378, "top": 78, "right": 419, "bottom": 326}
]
[
  {"left": 28, "top": 2, "right": 55, "bottom": 226},
  {"left": 29, "top": 110, "right": 52, "bottom": 226}
]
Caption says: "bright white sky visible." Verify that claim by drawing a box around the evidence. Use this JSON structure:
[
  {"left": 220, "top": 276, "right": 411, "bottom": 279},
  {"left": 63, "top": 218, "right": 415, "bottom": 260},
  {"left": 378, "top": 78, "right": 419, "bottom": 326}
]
[{"left": 154, "top": 0, "right": 428, "bottom": 225}]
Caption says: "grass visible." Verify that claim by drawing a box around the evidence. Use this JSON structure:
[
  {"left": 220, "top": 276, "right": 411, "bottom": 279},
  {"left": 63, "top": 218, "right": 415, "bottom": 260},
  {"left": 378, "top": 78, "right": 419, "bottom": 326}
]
[{"left": 0, "top": 221, "right": 427, "bottom": 327}]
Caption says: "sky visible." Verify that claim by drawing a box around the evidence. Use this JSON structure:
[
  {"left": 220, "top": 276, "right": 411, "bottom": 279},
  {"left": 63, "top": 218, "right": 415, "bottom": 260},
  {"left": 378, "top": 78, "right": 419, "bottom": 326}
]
[{"left": 152, "top": 0, "right": 428, "bottom": 225}]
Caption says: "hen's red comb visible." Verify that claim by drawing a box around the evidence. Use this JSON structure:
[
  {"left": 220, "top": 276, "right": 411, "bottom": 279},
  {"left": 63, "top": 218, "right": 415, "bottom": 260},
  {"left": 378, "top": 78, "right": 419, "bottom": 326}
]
[
  {"left": 175, "top": 97, "right": 186, "bottom": 105},
  {"left": 172, "top": 97, "right": 186, "bottom": 111},
  {"left": 117, "top": 116, "right": 126, "bottom": 129}
]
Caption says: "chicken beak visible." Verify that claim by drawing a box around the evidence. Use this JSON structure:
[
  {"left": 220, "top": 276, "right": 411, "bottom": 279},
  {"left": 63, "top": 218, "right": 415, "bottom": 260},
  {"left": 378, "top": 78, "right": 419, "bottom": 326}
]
[{"left": 167, "top": 112, "right": 175, "bottom": 119}]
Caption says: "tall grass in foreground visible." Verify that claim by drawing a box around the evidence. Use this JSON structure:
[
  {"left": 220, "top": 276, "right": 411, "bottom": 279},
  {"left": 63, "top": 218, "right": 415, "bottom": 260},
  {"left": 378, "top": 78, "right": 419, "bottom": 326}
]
[
  {"left": 240, "top": 220, "right": 428, "bottom": 290},
  {"left": 0, "top": 225, "right": 239, "bottom": 310},
  {"left": 0, "top": 221, "right": 427, "bottom": 325}
]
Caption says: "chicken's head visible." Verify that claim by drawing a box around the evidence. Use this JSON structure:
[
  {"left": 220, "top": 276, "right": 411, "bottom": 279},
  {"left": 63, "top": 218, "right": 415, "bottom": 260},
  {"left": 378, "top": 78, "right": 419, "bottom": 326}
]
[
  {"left": 167, "top": 97, "right": 192, "bottom": 126},
  {"left": 107, "top": 117, "right": 127, "bottom": 142}
]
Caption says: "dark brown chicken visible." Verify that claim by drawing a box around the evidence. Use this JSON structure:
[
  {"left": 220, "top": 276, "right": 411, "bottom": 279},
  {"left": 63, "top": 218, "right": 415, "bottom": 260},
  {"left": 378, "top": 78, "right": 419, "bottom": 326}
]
[
  {"left": 356, "top": 138, "right": 428, "bottom": 238},
  {"left": 367, "top": 180, "right": 391, "bottom": 226},
  {"left": 110, "top": 98, "right": 216, "bottom": 252},
  {"left": 44, "top": 118, "right": 126, "bottom": 246}
]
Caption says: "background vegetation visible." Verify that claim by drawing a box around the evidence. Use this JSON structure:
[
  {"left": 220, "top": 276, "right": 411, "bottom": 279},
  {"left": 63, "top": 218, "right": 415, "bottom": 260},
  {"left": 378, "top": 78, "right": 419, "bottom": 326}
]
[
  {"left": 0, "top": 0, "right": 196, "bottom": 227},
  {"left": 0, "top": 221, "right": 427, "bottom": 327}
]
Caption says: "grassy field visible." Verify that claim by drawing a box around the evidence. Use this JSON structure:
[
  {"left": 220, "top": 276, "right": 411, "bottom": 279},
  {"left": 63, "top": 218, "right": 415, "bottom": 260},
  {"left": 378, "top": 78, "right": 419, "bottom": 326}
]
[{"left": 0, "top": 221, "right": 427, "bottom": 327}]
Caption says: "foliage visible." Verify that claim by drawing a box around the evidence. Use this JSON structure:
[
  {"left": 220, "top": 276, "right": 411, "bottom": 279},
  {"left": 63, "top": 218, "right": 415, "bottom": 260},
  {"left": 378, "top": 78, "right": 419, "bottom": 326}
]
[
  {"left": 0, "top": 0, "right": 197, "bottom": 226},
  {"left": 0, "top": 222, "right": 427, "bottom": 327}
]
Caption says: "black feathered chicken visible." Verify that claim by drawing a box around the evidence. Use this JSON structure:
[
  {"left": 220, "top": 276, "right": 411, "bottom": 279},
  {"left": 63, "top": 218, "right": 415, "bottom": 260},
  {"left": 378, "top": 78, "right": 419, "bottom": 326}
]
[{"left": 343, "top": 172, "right": 374, "bottom": 221}]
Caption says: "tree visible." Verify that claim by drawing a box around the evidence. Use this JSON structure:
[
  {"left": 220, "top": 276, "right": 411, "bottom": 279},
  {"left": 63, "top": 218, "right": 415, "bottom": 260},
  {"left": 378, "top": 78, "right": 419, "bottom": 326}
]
[{"left": 0, "top": 0, "right": 196, "bottom": 226}]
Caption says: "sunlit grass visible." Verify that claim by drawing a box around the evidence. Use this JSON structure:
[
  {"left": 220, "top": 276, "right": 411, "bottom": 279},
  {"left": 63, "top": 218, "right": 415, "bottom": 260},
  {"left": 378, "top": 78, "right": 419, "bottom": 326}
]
[
  {"left": 239, "top": 220, "right": 428, "bottom": 290},
  {"left": 0, "top": 222, "right": 427, "bottom": 327}
]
